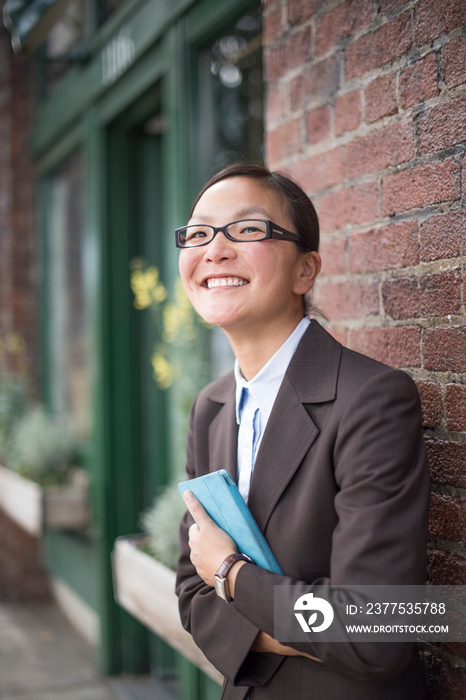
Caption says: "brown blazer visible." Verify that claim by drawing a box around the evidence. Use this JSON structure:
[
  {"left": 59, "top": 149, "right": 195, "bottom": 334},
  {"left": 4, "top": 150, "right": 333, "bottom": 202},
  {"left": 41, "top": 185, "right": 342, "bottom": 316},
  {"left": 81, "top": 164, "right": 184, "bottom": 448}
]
[{"left": 176, "top": 321, "right": 431, "bottom": 699}]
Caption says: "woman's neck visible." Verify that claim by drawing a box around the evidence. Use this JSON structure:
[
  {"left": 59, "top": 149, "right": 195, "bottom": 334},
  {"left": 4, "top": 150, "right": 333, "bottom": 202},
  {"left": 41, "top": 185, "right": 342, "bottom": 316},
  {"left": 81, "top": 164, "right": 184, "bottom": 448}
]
[{"left": 224, "top": 314, "right": 304, "bottom": 381}]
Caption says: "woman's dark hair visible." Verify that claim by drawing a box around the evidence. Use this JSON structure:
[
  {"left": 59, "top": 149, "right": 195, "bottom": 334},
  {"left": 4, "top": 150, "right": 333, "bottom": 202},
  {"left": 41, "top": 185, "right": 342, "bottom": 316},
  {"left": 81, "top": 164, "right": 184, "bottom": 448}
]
[{"left": 190, "top": 163, "right": 320, "bottom": 253}]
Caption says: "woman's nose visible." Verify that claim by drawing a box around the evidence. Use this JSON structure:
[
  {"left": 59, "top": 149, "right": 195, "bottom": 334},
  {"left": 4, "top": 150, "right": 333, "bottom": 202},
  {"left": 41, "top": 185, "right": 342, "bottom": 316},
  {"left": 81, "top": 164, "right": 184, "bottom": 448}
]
[{"left": 203, "top": 231, "right": 236, "bottom": 262}]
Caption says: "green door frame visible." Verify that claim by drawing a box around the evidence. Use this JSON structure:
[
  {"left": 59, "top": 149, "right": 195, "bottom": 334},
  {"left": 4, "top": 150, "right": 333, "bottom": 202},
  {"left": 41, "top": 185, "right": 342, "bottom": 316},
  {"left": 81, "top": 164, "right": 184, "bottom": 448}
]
[{"left": 33, "top": 0, "right": 261, "bottom": 685}]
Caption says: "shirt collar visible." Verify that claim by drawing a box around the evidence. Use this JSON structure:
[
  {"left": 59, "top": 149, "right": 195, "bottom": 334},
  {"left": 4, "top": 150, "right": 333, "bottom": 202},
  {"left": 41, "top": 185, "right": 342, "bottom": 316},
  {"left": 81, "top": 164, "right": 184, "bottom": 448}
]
[{"left": 234, "top": 317, "right": 311, "bottom": 424}]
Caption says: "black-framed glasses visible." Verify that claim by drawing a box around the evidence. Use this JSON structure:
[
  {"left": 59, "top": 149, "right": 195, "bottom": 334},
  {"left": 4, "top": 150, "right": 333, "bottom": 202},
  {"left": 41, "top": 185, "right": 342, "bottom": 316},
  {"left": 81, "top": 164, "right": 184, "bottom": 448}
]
[{"left": 175, "top": 219, "right": 302, "bottom": 248}]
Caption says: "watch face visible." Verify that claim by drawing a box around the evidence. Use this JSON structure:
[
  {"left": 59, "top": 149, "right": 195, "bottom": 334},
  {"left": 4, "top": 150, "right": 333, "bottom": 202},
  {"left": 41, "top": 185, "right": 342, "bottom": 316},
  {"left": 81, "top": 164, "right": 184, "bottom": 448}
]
[{"left": 214, "top": 575, "right": 228, "bottom": 602}]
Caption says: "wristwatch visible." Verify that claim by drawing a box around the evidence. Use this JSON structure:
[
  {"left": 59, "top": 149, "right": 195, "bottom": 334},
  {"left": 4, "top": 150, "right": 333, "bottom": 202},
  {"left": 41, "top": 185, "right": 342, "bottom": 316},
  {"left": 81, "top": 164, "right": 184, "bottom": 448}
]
[{"left": 214, "top": 553, "right": 253, "bottom": 602}]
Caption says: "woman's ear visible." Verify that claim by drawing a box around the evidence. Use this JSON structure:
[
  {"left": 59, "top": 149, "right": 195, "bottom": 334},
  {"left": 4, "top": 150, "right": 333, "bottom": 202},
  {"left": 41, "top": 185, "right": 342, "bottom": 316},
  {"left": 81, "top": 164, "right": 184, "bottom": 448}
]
[{"left": 294, "top": 251, "right": 321, "bottom": 295}]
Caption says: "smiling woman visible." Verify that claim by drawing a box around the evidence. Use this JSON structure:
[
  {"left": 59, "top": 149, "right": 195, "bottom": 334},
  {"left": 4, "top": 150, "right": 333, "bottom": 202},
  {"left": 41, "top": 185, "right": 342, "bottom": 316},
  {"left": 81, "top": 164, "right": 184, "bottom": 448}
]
[
  {"left": 175, "top": 163, "right": 430, "bottom": 700},
  {"left": 177, "top": 169, "right": 321, "bottom": 374}
]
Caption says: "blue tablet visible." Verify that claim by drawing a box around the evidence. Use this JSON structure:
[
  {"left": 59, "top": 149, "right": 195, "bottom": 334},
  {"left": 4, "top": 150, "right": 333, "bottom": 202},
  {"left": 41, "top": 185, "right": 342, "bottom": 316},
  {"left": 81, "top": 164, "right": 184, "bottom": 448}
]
[{"left": 178, "top": 469, "right": 283, "bottom": 574}]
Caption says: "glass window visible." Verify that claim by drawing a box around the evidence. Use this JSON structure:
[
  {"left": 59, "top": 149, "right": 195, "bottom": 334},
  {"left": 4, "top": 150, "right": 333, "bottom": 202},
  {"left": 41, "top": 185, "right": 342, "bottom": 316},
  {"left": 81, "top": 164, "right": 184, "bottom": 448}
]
[
  {"left": 197, "top": 7, "right": 263, "bottom": 178},
  {"left": 98, "top": 0, "right": 127, "bottom": 24},
  {"left": 196, "top": 6, "right": 263, "bottom": 379},
  {"left": 45, "top": 151, "right": 90, "bottom": 440},
  {"left": 40, "top": 0, "right": 86, "bottom": 96}
]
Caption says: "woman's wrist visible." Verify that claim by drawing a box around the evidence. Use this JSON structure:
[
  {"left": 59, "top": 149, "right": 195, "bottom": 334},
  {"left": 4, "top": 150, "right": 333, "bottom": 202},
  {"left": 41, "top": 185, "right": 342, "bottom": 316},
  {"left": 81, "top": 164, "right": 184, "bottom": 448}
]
[{"left": 225, "top": 559, "right": 248, "bottom": 599}]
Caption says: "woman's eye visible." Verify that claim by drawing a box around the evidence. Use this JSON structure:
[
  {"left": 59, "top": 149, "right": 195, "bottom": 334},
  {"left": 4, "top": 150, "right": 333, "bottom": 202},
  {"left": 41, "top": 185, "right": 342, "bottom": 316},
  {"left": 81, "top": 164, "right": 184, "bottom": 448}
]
[{"left": 188, "top": 228, "right": 208, "bottom": 239}]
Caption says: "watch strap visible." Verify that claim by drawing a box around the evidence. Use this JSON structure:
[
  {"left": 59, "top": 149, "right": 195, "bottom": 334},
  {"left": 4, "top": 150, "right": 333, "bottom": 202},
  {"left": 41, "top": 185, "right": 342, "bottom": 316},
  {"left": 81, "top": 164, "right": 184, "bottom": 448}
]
[{"left": 215, "top": 553, "right": 252, "bottom": 580}]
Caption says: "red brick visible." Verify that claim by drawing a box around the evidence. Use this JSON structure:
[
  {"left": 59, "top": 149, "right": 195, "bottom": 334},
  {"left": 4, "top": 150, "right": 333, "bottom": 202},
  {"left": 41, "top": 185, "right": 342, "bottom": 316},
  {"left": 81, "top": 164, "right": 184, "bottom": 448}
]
[
  {"left": 429, "top": 492, "right": 463, "bottom": 541},
  {"left": 348, "top": 221, "right": 419, "bottom": 273},
  {"left": 289, "top": 147, "right": 345, "bottom": 192},
  {"left": 0, "top": 510, "right": 50, "bottom": 601},
  {"left": 445, "top": 384, "right": 466, "bottom": 432},
  {"left": 427, "top": 441, "right": 466, "bottom": 488},
  {"left": 325, "top": 325, "right": 349, "bottom": 347},
  {"left": 265, "top": 83, "right": 287, "bottom": 125},
  {"left": 346, "top": 120, "right": 415, "bottom": 179},
  {"left": 316, "top": 180, "right": 380, "bottom": 233},
  {"left": 441, "top": 34, "right": 466, "bottom": 90},
  {"left": 319, "top": 236, "right": 346, "bottom": 276},
  {"left": 266, "top": 118, "right": 302, "bottom": 164},
  {"left": 420, "top": 211, "right": 465, "bottom": 262},
  {"left": 417, "top": 381, "right": 443, "bottom": 428},
  {"left": 288, "top": 0, "right": 319, "bottom": 27},
  {"left": 334, "top": 89, "right": 362, "bottom": 136},
  {"left": 290, "top": 56, "right": 339, "bottom": 111},
  {"left": 424, "top": 326, "right": 466, "bottom": 373},
  {"left": 428, "top": 548, "right": 466, "bottom": 586},
  {"left": 265, "top": 27, "right": 312, "bottom": 82},
  {"left": 464, "top": 152, "right": 466, "bottom": 197},
  {"left": 345, "top": 13, "right": 413, "bottom": 80},
  {"left": 263, "top": 5, "right": 285, "bottom": 47},
  {"left": 315, "top": 0, "right": 377, "bottom": 56},
  {"left": 364, "top": 73, "right": 398, "bottom": 124},
  {"left": 417, "top": 94, "right": 466, "bottom": 155},
  {"left": 400, "top": 52, "right": 440, "bottom": 109},
  {"left": 423, "top": 650, "right": 466, "bottom": 700},
  {"left": 315, "top": 279, "right": 379, "bottom": 320},
  {"left": 378, "top": 0, "right": 410, "bottom": 12},
  {"left": 350, "top": 326, "right": 421, "bottom": 367},
  {"left": 306, "top": 104, "right": 331, "bottom": 145},
  {"left": 382, "top": 269, "right": 462, "bottom": 320},
  {"left": 414, "top": 0, "right": 466, "bottom": 48},
  {"left": 382, "top": 157, "right": 461, "bottom": 216}
]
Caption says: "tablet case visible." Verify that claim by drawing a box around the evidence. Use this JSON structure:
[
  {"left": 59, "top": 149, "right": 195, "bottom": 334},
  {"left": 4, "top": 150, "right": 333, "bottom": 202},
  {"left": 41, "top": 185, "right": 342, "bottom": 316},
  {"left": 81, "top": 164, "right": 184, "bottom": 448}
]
[{"left": 178, "top": 469, "right": 283, "bottom": 574}]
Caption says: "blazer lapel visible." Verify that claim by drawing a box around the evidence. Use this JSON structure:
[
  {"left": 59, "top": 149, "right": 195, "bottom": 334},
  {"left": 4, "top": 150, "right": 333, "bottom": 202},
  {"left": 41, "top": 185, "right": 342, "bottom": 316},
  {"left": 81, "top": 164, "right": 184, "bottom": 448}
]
[
  {"left": 247, "top": 379, "right": 319, "bottom": 531},
  {"left": 207, "top": 374, "right": 239, "bottom": 482},
  {"left": 247, "top": 321, "right": 342, "bottom": 532}
]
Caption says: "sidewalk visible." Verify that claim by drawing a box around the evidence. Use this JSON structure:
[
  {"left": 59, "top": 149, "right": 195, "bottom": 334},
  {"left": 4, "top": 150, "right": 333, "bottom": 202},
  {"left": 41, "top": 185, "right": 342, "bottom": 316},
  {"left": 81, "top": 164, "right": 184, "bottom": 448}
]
[{"left": 0, "top": 602, "right": 176, "bottom": 700}]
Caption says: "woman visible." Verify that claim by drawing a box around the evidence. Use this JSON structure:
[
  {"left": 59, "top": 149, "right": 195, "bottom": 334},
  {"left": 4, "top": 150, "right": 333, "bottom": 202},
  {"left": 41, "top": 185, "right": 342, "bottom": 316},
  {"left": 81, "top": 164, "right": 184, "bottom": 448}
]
[{"left": 175, "top": 163, "right": 430, "bottom": 699}]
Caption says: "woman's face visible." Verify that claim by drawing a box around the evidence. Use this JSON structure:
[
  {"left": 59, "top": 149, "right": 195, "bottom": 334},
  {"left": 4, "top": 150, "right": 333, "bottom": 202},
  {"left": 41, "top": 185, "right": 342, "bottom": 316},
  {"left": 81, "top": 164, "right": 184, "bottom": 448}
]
[{"left": 178, "top": 176, "right": 320, "bottom": 338}]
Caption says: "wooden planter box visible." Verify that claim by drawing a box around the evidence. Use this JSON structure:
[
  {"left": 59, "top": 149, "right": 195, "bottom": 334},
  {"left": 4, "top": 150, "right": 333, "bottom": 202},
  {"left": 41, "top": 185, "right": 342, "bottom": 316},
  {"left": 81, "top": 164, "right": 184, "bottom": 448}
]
[
  {"left": 112, "top": 536, "right": 222, "bottom": 685},
  {"left": 0, "top": 465, "right": 89, "bottom": 537}
]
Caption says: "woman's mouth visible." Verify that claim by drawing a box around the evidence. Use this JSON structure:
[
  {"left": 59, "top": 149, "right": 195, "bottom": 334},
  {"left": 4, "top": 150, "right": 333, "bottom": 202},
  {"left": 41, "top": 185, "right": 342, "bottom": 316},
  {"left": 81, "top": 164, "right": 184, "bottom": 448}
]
[{"left": 205, "top": 277, "right": 249, "bottom": 289}]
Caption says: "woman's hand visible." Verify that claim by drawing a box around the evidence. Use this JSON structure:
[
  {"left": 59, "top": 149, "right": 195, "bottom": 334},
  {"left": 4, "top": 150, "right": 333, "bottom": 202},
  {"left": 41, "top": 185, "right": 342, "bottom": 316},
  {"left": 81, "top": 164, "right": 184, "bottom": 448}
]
[
  {"left": 251, "top": 631, "right": 322, "bottom": 663},
  {"left": 183, "top": 490, "right": 238, "bottom": 587}
]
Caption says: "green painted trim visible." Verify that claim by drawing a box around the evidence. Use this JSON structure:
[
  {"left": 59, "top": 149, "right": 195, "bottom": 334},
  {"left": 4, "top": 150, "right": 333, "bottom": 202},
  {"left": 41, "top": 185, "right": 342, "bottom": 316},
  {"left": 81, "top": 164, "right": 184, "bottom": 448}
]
[
  {"left": 43, "top": 532, "right": 98, "bottom": 611},
  {"left": 96, "top": 34, "right": 168, "bottom": 127},
  {"left": 31, "top": 0, "right": 195, "bottom": 156},
  {"left": 35, "top": 122, "right": 85, "bottom": 173}
]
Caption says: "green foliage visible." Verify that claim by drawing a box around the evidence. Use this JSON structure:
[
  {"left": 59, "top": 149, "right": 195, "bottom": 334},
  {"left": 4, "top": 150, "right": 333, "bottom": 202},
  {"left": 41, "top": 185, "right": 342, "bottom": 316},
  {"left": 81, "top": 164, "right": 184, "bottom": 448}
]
[
  {"left": 8, "top": 406, "right": 82, "bottom": 486},
  {"left": 0, "top": 373, "right": 28, "bottom": 458},
  {"left": 140, "top": 482, "right": 187, "bottom": 570}
]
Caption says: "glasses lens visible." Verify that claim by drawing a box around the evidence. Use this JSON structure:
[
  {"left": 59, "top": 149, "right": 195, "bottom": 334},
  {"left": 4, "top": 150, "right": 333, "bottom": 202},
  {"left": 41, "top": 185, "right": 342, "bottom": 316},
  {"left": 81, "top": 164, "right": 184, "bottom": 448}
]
[
  {"left": 178, "top": 225, "right": 214, "bottom": 247},
  {"left": 226, "top": 220, "right": 268, "bottom": 241}
]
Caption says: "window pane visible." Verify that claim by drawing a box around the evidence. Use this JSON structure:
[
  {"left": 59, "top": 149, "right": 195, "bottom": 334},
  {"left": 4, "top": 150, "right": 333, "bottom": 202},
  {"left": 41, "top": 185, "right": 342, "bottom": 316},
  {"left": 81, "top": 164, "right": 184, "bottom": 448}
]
[
  {"left": 196, "top": 6, "right": 264, "bottom": 379},
  {"left": 98, "top": 0, "right": 127, "bottom": 25},
  {"left": 198, "top": 6, "right": 263, "bottom": 176},
  {"left": 41, "top": 0, "right": 86, "bottom": 96},
  {"left": 46, "top": 151, "right": 90, "bottom": 439}
]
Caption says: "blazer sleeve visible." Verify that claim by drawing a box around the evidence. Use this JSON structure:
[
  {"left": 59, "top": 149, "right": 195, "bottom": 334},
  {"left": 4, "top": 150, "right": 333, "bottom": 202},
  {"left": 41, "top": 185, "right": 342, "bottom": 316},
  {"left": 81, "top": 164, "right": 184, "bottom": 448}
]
[
  {"left": 232, "top": 367, "right": 430, "bottom": 682},
  {"left": 175, "top": 396, "right": 284, "bottom": 686}
]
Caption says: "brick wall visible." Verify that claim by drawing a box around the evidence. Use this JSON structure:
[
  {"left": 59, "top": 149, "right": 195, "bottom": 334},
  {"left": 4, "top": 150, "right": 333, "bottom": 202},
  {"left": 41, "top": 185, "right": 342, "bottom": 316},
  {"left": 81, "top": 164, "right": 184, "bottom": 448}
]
[
  {"left": 0, "top": 509, "right": 51, "bottom": 601},
  {"left": 0, "top": 19, "right": 45, "bottom": 600},
  {"left": 263, "top": 0, "right": 465, "bottom": 696},
  {"left": 0, "top": 18, "right": 39, "bottom": 387}
]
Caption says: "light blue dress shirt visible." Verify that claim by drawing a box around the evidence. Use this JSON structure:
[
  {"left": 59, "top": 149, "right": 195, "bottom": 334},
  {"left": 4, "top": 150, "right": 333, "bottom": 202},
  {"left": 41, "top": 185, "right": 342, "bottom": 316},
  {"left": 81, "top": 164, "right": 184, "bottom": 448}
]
[{"left": 234, "top": 316, "right": 311, "bottom": 503}]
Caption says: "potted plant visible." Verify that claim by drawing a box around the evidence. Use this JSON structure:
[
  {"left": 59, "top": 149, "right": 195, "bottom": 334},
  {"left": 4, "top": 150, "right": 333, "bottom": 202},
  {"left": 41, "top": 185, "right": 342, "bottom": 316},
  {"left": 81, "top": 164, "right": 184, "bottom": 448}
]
[
  {"left": 0, "top": 375, "right": 89, "bottom": 536},
  {"left": 112, "top": 483, "right": 222, "bottom": 684}
]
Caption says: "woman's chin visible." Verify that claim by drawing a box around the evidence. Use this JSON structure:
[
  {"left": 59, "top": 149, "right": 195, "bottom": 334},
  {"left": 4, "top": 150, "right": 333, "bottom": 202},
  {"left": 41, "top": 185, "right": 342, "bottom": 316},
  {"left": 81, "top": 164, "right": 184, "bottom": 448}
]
[{"left": 193, "top": 301, "right": 244, "bottom": 329}]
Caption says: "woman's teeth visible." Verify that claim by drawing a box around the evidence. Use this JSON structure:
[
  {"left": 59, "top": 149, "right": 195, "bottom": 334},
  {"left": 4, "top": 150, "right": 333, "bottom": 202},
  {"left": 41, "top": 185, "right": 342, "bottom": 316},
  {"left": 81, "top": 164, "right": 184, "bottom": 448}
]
[{"left": 206, "top": 277, "right": 248, "bottom": 289}]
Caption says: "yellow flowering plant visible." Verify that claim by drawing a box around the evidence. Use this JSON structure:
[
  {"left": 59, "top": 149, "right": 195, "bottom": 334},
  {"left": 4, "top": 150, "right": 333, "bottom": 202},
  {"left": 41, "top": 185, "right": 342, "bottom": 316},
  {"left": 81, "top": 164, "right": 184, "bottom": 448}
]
[
  {"left": 130, "top": 259, "right": 210, "bottom": 393},
  {"left": 130, "top": 261, "right": 213, "bottom": 561}
]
